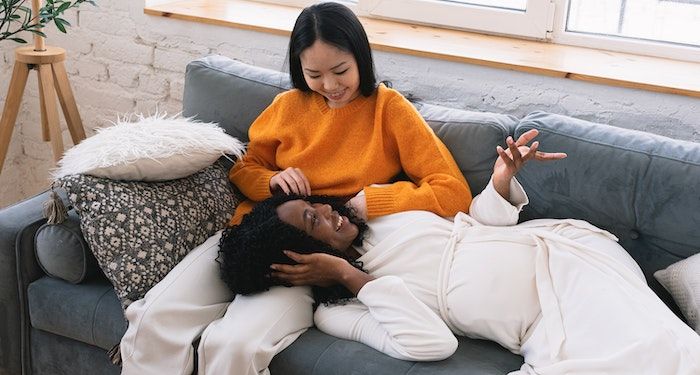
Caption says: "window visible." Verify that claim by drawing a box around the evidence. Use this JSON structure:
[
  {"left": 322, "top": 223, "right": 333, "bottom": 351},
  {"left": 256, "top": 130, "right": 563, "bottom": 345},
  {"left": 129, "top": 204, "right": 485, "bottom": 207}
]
[
  {"left": 552, "top": 0, "right": 700, "bottom": 61},
  {"left": 357, "top": 0, "right": 553, "bottom": 40},
  {"left": 254, "top": 0, "right": 700, "bottom": 62}
]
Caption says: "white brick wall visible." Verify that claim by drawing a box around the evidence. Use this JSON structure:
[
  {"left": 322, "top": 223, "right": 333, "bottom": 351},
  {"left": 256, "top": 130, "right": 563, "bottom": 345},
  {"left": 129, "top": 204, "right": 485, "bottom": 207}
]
[{"left": 0, "top": 0, "right": 698, "bottom": 208}]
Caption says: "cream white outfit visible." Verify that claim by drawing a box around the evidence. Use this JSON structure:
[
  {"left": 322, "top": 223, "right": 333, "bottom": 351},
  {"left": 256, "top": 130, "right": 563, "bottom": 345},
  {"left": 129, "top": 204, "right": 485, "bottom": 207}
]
[
  {"left": 315, "top": 178, "right": 700, "bottom": 374},
  {"left": 120, "top": 232, "right": 314, "bottom": 375}
]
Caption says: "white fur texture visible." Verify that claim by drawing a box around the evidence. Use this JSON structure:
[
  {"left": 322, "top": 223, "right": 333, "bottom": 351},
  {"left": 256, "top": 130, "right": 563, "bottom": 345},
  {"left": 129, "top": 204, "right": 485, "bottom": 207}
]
[{"left": 53, "top": 113, "right": 245, "bottom": 181}]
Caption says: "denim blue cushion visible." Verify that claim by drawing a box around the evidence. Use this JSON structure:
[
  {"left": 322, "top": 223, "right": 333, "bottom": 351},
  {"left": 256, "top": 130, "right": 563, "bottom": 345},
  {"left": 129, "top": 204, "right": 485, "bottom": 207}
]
[{"left": 28, "top": 276, "right": 126, "bottom": 350}]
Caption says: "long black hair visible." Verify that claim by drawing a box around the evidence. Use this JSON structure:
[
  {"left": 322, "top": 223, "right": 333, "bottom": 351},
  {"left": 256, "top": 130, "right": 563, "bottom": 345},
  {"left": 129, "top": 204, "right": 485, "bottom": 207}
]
[
  {"left": 218, "top": 194, "right": 368, "bottom": 306},
  {"left": 288, "top": 1, "right": 377, "bottom": 96}
]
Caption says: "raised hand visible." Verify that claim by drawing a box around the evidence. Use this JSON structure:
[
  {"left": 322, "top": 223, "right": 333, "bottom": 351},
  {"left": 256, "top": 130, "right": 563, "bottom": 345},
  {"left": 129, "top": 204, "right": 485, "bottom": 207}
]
[
  {"left": 493, "top": 129, "right": 567, "bottom": 200},
  {"left": 270, "top": 167, "right": 311, "bottom": 196}
]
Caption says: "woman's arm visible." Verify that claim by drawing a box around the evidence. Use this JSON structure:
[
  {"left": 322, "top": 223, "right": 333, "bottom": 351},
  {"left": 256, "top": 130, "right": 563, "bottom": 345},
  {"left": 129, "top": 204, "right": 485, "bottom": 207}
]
[
  {"left": 229, "top": 93, "right": 310, "bottom": 200},
  {"left": 271, "top": 251, "right": 373, "bottom": 294},
  {"left": 272, "top": 252, "right": 457, "bottom": 361},
  {"left": 468, "top": 129, "right": 566, "bottom": 226},
  {"left": 468, "top": 176, "right": 528, "bottom": 226},
  {"left": 315, "top": 276, "right": 457, "bottom": 361},
  {"left": 359, "top": 91, "right": 473, "bottom": 220}
]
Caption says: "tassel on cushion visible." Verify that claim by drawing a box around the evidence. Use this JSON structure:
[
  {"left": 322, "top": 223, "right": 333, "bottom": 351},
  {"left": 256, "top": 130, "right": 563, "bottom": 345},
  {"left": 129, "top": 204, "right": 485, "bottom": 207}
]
[
  {"left": 107, "top": 343, "right": 122, "bottom": 366},
  {"left": 43, "top": 190, "right": 68, "bottom": 225}
]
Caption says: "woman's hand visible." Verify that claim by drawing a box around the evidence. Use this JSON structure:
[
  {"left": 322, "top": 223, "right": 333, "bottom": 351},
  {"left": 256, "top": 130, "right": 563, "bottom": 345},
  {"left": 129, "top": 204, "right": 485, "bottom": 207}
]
[
  {"left": 270, "top": 167, "right": 311, "bottom": 196},
  {"left": 271, "top": 251, "right": 373, "bottom": 295},
  {"left": 271, "top": 251, "right": 350, "bottom": 288},
  {"left": 493, "top": 129, "right": 567, "bottom": 200},
  {"left": 346, "top": 193, "right": 368, "bottom": 221}
]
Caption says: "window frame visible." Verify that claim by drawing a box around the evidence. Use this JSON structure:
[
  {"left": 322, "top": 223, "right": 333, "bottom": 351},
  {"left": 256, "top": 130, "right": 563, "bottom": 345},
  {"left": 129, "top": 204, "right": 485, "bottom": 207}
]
[
  {"left": 357, "top": 0, "right": 554, "bottom": 40},
  {"left": 550, "top": 0, "right": 700, "bottom": 63},
  {"left": 252, "top": 0, "right": 700, "bottom": 63}
]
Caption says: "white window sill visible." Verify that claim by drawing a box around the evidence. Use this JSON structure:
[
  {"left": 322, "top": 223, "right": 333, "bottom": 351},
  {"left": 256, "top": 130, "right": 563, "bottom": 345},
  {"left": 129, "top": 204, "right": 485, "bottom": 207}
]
[{"left": 145, "top": 0, "right": 700, "bottom": 98}]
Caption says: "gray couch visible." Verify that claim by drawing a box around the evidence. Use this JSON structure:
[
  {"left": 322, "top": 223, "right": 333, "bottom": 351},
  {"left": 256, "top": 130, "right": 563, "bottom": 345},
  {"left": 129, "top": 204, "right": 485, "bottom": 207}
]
[{"left": 1, "top": 55, "right": 699, "bottom": 375}]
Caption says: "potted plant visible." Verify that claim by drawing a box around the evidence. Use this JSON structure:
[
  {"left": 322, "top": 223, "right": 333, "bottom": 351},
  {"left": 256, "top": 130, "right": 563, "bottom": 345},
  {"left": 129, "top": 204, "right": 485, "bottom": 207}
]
[{"left": 1, "top": 0, "right": 96, "bottom": 43}]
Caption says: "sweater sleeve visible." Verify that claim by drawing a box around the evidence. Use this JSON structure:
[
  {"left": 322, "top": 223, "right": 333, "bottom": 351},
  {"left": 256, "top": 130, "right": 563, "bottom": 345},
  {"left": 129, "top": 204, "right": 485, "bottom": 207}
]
[
  {"left": 228, "top": 94, "right": 284, "bottom": 201},
  {"left": 468, "top": 176, "right": 528, "bottom": 226},
  {"left": 314, "top": 276, "right": 457, "bottom": 361},
  {"left": 364, "top": 93, "right": 472, "bottom": 219}
]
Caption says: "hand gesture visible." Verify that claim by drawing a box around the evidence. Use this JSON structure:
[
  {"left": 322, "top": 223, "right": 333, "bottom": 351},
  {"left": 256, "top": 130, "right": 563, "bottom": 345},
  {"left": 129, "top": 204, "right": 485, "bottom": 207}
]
[
  {"left": 346, "top": 193, "right": 368, "bottom": 221},
  {"left": 270, "top": 251, "right": 349, "bottom": 288},
  {"left": 493, "top": 129, "right": 567, "bottom": 199},
  {"left": 270, "top": 167, "right": 311, "bottom": 196}
]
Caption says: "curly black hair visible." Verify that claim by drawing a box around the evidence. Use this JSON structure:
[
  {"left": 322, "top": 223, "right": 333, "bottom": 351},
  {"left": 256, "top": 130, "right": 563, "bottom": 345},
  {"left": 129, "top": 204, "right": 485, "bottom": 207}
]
[{"left": 218, "top": 194, "right": 369, "bottom": 306}]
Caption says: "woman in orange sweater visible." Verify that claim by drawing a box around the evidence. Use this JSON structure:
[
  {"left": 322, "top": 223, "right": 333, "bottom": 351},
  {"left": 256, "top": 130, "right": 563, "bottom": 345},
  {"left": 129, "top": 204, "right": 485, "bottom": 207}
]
[
  {"left": 227, "top": 22, "right": 472, "bottom": 223},
  {"left": 120, "top": 3, "right": 559, "bottom": 374}
]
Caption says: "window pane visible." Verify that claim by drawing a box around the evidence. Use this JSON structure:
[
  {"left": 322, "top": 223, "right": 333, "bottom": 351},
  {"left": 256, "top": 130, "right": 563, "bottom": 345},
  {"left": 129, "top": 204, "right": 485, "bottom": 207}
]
[
  {"left": 438, "top": 0, "right": 526, "bottom": 11},
  {"left": 567, "top": 0, "right": 700, "bottom": 47}
]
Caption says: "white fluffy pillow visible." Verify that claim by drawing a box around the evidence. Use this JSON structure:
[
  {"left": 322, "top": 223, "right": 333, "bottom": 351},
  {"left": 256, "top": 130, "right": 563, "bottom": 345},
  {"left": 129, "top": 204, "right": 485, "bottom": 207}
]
[
  {"left": 654, "top": 253, "right": 700, "bottom": 334},
  {"left": 53, "top": 114, "right": 245, "bottom": 181}
]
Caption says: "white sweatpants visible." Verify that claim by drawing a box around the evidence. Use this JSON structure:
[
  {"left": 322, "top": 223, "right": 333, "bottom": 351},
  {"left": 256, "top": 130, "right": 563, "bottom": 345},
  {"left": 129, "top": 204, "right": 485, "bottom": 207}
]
[{"left": 120, "top": 231, "right": 314, "bottom": 375}]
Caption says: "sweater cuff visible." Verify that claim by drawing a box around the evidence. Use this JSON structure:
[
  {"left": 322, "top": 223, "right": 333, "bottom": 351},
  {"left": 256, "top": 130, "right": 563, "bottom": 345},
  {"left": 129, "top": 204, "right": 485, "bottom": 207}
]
[
  {"left": 364, "top": 186, "right": 398, "bottom": 219},
  {"left": 250, "top": 170, "right": 276, "bottom": 200}
]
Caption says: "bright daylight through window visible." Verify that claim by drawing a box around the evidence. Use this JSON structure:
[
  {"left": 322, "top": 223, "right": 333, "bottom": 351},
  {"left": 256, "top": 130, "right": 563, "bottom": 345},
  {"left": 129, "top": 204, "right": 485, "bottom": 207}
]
[{"left": 566, "top": 0, "right": 700, "bottom": 47}]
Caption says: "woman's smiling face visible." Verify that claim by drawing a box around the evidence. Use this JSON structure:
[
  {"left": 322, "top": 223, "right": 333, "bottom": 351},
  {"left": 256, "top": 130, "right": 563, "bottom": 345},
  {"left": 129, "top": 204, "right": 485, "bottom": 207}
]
[
  {"left": 299, "top": 39, "right": 361, "bottom": 109},
  {"left": 276, "top": 199, "right": 359, "bottom": 251}
]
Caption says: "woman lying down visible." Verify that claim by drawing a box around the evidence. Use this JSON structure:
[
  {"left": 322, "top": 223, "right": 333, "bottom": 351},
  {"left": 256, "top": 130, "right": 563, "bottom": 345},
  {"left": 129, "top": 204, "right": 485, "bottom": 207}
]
[{"left": 218, "top": 180, "right": 700, "bottom": 374}]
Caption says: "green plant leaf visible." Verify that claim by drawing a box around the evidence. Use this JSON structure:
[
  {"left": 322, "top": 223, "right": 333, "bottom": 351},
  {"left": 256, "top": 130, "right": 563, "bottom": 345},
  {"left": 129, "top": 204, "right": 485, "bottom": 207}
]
[
  {"left": 57, "top": 2, "right": 70, "bottom": 12},
  {"left": 54, "top": 17, "right": 66, "bottom": 32},
  {"left": 9, "top": 37, "right": 27, "bottom": 43},
  {"left": 56, "top": 17, "right": 71, "bottom": 27},
  {"left": 29, "top": 29, "right": 47, "bottom": 37}
]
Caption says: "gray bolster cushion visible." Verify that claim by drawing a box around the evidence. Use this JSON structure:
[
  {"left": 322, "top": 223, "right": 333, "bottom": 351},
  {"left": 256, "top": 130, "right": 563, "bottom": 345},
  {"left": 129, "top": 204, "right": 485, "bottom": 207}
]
[{"left": 34, "top": 213, "right": 100, "bottom": 284}]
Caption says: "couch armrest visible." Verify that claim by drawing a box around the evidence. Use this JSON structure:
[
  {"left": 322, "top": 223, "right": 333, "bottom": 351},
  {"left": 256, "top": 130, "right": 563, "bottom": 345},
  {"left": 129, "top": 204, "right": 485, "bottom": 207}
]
[{"left": 0, "top": 191, "right": 51, "bottom": 375}]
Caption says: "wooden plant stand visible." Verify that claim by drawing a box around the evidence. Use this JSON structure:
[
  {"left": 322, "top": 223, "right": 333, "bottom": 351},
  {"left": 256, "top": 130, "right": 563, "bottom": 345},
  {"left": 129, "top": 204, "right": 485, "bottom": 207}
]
[{"left": 0, "top": 0, "right": 86, "bottom": 176}]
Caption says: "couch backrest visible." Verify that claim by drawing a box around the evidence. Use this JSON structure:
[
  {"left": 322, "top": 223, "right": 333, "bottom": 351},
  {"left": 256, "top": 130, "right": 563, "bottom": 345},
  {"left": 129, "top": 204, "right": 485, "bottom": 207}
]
[{"left": 515, "top": 111, "right": 700, "bottom": 314}]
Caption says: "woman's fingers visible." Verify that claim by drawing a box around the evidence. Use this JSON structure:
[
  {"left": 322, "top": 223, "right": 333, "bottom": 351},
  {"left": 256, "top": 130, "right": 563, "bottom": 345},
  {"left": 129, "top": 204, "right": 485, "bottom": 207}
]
[
  {"left": 515, "top": 129, "right": 539, "bottom": 147},
  {"left": 272, "top": 168, "right": 311, "bottom": 196},
  {"left": 496, "top": 145, "right": 516, "bottom": 173},
  {"left": 270, "top": 262, "right": 308, "bottom": 274},
  {"left": 535, "top": 151, "right": 568, "bottom": 160},
  {"left": 507, "top": 137, "right": 523, "bottom": 166},
  {"left": 296, "top": 168, "right": 311, "bottom": 196},
  {"left": 281, "top": 171, "right": 303, "bottom": 195}
]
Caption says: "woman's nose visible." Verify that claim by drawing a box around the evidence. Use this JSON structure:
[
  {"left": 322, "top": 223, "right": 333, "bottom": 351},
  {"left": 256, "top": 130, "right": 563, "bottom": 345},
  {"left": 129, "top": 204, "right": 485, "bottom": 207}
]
[
  {"left": 317, "top": 204, "right": 332, "bottom": 217},
  {"left": 323, "top": 77, "right": 337, "bottom": 91}
]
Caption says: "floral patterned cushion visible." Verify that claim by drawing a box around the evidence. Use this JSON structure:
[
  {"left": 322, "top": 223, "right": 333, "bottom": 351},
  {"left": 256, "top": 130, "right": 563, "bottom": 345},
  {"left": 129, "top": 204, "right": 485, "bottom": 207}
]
[{"left": 58, "top": 162, "right": 237, "bottom": 309}]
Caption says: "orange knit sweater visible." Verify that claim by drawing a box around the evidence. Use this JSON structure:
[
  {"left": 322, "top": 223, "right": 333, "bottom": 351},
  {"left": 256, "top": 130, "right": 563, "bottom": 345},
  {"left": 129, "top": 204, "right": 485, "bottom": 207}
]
[{"left": 228, "top": 85, "right": 472, "bottom": 225}]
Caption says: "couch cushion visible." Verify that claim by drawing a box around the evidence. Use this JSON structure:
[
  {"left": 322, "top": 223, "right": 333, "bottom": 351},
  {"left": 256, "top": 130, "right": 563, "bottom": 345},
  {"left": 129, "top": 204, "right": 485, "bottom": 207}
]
[
  {"left": 418, "top": 102, "right": 517, "bottom": 195},
  {"left": 28, "top": 276, "right": 127, "bottom": 350},
  {"left": 184, "top": 55, "right": 291, "bottom": 143},
  {"left": 514, "top": 111, "right": 700, "bottom": 315},
  {"left": 271, "top": 328, "right": 523, "bottom": 375},
  {"left": 34, "top": 212, "right": 99, "bottom": 284},
  {"left": 58, "top": 162, "right": 237, "bottom": 309}
]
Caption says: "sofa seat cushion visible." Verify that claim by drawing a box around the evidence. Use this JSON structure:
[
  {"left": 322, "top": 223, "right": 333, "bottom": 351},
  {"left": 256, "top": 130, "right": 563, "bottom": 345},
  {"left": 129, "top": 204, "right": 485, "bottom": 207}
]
[
  {"left": 28, "top": 276, "right": 127, "bottom": 350},
  {"left": 271, "top": 328, "right": 523, "bottom": 374}
]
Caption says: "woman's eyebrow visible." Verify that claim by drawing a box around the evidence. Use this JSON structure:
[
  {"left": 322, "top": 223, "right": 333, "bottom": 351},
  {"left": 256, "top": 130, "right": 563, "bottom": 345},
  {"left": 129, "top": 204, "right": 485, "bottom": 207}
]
[{"left": 304, "top": 62, "right": 347, "bottom": 73}]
